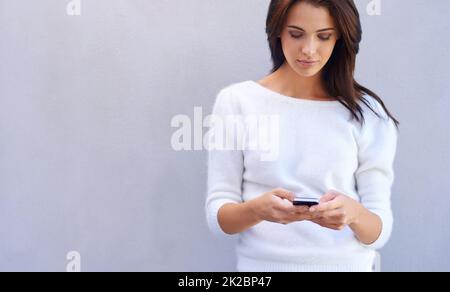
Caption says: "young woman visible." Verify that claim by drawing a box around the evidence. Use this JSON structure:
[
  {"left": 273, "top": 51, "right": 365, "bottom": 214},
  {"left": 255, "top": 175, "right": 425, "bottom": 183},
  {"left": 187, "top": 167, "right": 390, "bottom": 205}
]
[{"left": 206, "top": 0, "right": 400, "bottom": 272}]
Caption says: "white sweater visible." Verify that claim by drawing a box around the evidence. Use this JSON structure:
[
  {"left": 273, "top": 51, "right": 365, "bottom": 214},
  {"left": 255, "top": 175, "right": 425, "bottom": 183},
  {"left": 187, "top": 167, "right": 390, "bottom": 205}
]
[{"left": 205, "top": 80, "right": 398, "bottom": 272}]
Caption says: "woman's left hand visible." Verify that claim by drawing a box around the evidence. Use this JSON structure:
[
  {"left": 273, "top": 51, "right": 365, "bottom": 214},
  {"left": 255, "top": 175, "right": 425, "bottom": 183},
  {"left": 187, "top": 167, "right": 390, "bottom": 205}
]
[{"left": 308, "top": 190, "right": 363, "bottom": 231}]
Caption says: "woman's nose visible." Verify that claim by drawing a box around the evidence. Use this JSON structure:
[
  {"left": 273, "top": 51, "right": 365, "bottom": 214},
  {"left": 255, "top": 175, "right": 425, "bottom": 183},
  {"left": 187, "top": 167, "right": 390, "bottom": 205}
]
[{"left": 301, "top": 39, "right": 317, "bottom": 56}]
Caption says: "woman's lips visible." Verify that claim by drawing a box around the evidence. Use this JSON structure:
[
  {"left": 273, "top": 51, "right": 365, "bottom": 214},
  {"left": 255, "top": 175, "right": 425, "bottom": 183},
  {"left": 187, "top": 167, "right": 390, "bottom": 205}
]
[{"left": 297, "top": 59, "right": 319, "bottom": 67}]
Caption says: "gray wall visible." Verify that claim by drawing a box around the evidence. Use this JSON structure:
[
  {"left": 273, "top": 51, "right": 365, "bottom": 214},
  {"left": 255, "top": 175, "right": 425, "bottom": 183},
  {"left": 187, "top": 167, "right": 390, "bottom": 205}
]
[{"left": 0, "top": 0, "right": 448, "bottom": 272}]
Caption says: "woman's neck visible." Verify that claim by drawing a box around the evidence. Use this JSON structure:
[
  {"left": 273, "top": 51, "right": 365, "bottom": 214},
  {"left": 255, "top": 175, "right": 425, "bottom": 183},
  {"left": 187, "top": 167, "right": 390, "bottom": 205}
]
[{"left": 264, "top": 63, "right": 331, "bottom": 100}]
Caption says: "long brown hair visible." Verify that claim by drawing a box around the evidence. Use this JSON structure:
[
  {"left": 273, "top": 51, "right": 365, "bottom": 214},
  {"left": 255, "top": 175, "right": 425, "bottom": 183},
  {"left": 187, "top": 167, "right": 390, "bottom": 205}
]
[{"left": 265, "top": 0, "right": 400, "bottom": 129}]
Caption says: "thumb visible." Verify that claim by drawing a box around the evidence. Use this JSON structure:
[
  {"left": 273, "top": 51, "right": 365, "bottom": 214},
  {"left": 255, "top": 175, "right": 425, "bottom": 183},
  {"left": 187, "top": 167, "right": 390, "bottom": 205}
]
[
  {"left": 320, "top": 190, "right": 339, "bottom": 203},
  {"left": 272, "top": 188, "right": 295, "bottom": 202}
]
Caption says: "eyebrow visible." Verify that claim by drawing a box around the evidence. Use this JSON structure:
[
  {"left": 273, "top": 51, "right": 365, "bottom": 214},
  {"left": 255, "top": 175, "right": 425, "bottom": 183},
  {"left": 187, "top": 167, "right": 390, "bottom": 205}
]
[{"left": 287, "top": 25, "right": 335, "bottom": 32}]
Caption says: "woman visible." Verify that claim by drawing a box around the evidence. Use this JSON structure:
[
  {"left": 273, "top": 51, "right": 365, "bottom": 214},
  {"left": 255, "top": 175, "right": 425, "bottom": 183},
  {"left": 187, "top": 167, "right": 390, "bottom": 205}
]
[{"left": 205, "top": 0, "right": 400, "bottom": 272}]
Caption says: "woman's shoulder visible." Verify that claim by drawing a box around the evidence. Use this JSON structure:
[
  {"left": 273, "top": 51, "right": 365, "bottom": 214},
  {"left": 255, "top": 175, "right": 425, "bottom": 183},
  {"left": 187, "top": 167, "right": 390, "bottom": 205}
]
[
  {"left": 212, "top": 81, "right": 254, "bottom": 113},
  {"left": 356, "top": 94, "right": 398, "bottom": 140},
  {"left": 218, "top": 80, "right": 255, "bottom": 96},
  {"left": 358, "top": 94, "right": 390, "bottom": 121},
  {"left": 214, "top": 80, "right": 257, "bottom": 109}
]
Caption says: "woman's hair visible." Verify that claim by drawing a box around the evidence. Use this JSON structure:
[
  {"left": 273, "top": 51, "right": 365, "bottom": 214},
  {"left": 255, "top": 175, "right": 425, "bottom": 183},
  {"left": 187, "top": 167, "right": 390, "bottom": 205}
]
[{"left": 265, "top": 0, "right": 400, "bottom": 129}]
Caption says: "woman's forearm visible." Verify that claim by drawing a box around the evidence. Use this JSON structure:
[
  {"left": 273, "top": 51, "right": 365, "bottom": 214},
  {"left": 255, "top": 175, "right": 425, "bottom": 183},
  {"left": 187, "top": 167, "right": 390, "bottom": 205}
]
[
  {"left": 349, "top": 204, "right": 383, "bottom": 245},
  {"left": 217, "top": 201, "right": 262, "bottom": 235}
]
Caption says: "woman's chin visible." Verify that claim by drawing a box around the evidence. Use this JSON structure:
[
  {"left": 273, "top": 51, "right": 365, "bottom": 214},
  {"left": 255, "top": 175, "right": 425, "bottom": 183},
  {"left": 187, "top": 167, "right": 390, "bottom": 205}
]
[{"left": 293, "top": 68, "right": 321, "bottom": 78}]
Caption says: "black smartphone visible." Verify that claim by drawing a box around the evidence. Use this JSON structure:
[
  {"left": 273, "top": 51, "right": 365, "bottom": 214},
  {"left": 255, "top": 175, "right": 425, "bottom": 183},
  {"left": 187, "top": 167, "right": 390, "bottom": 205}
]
[{"left": 293, "top": 197, "right": 319, "bottom": 207}]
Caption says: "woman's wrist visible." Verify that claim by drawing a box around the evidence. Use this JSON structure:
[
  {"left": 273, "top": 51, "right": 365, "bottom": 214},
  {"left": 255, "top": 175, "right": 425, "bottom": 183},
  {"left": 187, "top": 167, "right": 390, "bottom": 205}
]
[
  {"left": 349, "top": 203, "right": 383, "bottom": 245},
  {"left": 349, "top": 201, "right": 365, "bottom": 226},
  {"left": 245, "top": 199, "right": 262, "bottom": 222}
]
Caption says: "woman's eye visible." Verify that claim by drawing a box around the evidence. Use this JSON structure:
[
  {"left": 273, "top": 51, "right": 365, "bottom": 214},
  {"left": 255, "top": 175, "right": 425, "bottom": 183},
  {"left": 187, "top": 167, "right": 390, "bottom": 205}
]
[
  {"left": 290, "top": 33, "right": 303, "bottom": 39},
  {"left": 318, "top": 35, "right": 332, "bottom": 41}
]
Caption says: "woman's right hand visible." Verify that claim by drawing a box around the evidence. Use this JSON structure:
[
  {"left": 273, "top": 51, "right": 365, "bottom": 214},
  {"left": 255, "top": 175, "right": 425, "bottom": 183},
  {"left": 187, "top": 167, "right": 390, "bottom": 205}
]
[{"left": 248, "top": 188, "right": 314, "bottom": 225}]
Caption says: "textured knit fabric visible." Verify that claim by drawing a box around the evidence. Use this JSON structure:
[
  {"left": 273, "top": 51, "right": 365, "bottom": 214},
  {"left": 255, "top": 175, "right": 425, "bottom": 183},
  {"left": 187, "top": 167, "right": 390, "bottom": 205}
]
[{"left": 205, "top": 80, "right": 398, "bottom": 272}]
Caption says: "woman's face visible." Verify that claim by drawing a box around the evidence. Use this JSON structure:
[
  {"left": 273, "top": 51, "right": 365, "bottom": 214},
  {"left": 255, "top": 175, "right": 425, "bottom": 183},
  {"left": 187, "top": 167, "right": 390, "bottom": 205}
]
[{"left": 280, "top": 1, "right": 340, "bottom": 77}]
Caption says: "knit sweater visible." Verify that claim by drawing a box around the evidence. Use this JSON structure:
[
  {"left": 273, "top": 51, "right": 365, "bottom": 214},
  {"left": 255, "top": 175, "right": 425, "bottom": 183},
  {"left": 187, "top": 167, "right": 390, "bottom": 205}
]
[{"left": 205, "top": 80, "right": 398, "bottom": 272}]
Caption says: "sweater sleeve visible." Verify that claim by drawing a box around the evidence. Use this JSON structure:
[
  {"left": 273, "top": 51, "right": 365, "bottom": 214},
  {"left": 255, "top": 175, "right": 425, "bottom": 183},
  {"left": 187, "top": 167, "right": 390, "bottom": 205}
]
[
  {"left": 355, "top": 98, "right": 399, "bottom": 250},
  {"left": 205, "top": 87, "right": 244, "bottom": 237}
]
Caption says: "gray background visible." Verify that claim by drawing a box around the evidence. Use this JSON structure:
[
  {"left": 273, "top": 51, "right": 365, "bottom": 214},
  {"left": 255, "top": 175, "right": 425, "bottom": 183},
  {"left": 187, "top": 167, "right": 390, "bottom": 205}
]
[{"left": 0, "top": 0, "right": 449, "bottom": 272}]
